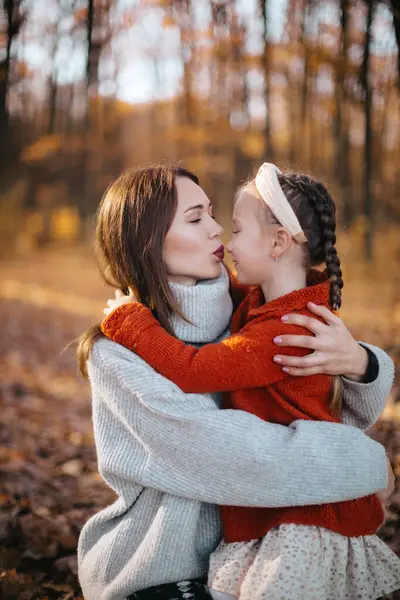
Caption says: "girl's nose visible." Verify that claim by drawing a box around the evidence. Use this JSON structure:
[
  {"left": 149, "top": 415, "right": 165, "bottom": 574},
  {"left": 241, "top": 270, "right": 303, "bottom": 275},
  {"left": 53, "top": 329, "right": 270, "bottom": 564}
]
[{"left": 226, "top": 240, "right": 232, "bottom": 253}]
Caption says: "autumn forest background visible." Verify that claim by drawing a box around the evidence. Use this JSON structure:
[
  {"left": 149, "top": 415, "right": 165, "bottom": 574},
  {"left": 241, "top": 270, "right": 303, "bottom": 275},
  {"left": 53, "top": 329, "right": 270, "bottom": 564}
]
[{"left": 0, "top": 0, "right": 400, "bottom": 598}]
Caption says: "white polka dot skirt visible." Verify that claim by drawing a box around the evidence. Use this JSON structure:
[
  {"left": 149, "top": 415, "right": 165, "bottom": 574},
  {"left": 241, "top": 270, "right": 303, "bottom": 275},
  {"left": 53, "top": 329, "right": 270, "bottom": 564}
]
[{"left": 208, "top": 524, "right": 400, "bottom": 600}]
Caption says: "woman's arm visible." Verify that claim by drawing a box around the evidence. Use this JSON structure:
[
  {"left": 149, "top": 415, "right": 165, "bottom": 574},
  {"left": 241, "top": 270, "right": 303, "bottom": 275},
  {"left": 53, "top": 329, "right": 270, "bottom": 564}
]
[
  {"left": 91, "top": 339, "right": 387, "bottom": 507},
  {"left": 102, "top": 291, "right": 394, "bottom": 428},
  {"left": 101, "top": 303, "right": 306, "bottom": 392},
  {"left": 341, "top": 343, "right": 394, "bottom": 429},
  {"left": 103, "top": 303, "right": 394, "bottom": 430}
]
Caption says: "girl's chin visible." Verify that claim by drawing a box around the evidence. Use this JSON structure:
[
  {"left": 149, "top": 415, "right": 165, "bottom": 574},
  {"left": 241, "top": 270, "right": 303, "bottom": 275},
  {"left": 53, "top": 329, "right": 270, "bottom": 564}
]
[{"left": 234, "top": 268, "right": 251, "bottom": 284}]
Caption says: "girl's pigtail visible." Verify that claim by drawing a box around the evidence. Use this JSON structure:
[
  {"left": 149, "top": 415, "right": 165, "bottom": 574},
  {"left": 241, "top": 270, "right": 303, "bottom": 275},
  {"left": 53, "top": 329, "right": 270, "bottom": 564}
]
[
  {"left": 277, "top": 175, "right": 344, "bottom": 418},
  {"left": 313, "top": 183, "right": 343, "bottom": 311},
  {"left": 288, "top": 177, "right": 343, "bottom": 311}
]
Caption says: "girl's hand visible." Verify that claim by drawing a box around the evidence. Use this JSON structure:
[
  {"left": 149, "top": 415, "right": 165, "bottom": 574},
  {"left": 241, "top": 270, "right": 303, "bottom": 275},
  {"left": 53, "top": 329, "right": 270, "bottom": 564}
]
[
  {"left": 103, "top": 288, "right": 138, "bottom": 317},
  {"left": 273, "top": 302, "right": 369, "bottom": 379}
]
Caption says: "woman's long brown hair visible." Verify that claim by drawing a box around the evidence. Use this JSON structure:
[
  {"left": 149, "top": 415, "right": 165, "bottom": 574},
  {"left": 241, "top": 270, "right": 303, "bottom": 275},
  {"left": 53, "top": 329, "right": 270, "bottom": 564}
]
[{"left": 76, "top": 165, "right": 199, "bottom": 378}]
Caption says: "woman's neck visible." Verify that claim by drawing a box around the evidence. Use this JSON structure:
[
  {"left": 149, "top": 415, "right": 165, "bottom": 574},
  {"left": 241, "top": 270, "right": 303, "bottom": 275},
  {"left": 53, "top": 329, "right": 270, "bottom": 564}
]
[
  {"left": 168, "top": 275, "right": 197, "bottom": 286},
  {"left": 261, "top": 265, "right": 307, "bottom": 303},
  {"left": 168, "top": 265, "right": 233, "bottom": 343}
]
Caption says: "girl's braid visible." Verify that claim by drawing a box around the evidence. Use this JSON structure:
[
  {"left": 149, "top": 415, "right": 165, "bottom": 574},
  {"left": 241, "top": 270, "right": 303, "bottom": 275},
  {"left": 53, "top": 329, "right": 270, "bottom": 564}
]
[{"left": 278, "top": 174, "right": 344, "bottom": 311}]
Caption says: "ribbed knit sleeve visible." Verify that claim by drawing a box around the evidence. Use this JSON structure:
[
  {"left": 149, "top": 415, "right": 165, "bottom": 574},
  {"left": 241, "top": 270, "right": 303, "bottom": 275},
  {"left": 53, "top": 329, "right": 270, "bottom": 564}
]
[
  {"left": 101, "top": 304, "right": 308, "bottom": 392},
  {"left": 341, "top": 342, "right": 395, "bottom": 430},
  {"left": 90, "top": 340, "right": 388, "bottom": 507}
]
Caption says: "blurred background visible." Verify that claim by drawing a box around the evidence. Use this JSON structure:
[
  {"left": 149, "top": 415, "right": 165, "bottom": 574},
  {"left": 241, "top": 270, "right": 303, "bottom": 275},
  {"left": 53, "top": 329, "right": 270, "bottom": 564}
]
[{"left": 0, "top": 0, "right": 399, "bottom": 598}]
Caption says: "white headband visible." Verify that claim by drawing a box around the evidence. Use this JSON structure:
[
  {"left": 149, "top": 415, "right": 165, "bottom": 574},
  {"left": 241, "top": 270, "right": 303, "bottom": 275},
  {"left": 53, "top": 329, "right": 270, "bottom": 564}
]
[{"left": 255, "top": 163, "right": 307, "bottom": 244}]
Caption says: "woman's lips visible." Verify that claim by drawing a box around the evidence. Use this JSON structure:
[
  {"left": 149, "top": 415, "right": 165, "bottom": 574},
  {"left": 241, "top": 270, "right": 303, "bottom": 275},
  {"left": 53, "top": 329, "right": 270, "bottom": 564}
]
[{"left": 213, "top": 245, "right": 225, "bottom": 260}]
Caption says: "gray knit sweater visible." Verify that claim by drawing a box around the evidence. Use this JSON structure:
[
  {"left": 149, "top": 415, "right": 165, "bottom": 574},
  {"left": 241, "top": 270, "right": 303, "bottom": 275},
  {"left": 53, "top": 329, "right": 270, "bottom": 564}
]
[{"left": 78, "top": 267, "right": 394, "bottom": 600}]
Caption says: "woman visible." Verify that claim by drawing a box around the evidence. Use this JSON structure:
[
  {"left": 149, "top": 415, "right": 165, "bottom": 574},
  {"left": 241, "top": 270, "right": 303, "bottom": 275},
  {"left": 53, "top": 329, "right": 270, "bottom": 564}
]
[{"left": 77, "top": 165, "right": 394, "bottom": 600}]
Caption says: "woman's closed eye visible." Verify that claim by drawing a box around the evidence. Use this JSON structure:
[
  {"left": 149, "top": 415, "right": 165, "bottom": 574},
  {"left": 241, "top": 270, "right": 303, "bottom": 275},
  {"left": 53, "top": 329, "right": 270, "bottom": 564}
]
[
  {"left": 188, "top": 204, "right": 214, "bottom": 223},
  {"left": 190, "top": 213, "right": 214, "bottom": 224}
]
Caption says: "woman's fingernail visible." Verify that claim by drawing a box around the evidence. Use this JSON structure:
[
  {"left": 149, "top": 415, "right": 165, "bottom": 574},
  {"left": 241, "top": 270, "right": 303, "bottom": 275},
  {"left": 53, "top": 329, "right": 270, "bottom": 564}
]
[
  {"left": 282, "top": 367, "right": 290, "bottom": 373},
  {"left": 281, "top": 316, "right": 288, "bottom": 322},
  {"left": 309, "top": 302, "right": 316, "bottom": 307},
  {"left": 274, "top": 337, "right": 282, "bottom": 344},
  {"left": 273, "top": 356, "right": 282, "bottom": 363}
]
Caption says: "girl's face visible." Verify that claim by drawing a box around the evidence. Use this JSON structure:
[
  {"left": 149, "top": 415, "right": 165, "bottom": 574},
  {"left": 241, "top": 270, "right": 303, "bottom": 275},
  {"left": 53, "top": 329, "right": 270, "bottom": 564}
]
[
  {"left": 163, "top": 176, "right": 224, "bottom": 285},
  {"left": 226, "top": 189, "right": 277, "bottom": 285}
]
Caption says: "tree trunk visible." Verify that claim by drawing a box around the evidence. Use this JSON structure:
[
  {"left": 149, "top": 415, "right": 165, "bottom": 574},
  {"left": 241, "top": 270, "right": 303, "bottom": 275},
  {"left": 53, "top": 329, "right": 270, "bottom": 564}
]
[
  {"left": 334, "top": 0, "right": 353, "bottom": 227},
  {"left": 175, "top": 0, "right": 193, "bottom": 125},
  {"left": 300, "top": 0, "right": 312, "bottom": 167},
  {"left": 0, "top": 0, "right": 14, "bottom": 138},
  {"left": 86, "top": 0, "right": 95, "bottom": 92},
  {"left": 389, "top": 0, "right": 400, "bottom": 86},
  {"left": 0, "top": 0, "right": 25, "bottom": 184},
  {"left": 361, "top": 0, "right": 375, "bottom": 261},
  {"left": 78, "top": 0, "right": 95, "bottom": 239},
  {"left": 260, "top": 0, "right": 274, "bottom": 159},
  {"left": 48, "top": 75, "right": 58, "bottom": 134}
]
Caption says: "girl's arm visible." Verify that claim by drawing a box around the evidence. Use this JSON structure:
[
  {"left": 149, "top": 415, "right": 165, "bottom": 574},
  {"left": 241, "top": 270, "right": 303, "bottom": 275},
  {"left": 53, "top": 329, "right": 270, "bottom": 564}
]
[
  {"left": 101, "top": 303, "right": 305, "bottom": 392},
  {"left": 90, "top": 339, "right": 388, "bottom": 507},
  {"left": 102, "top": 293, "right": 394, "bottom": 428}
]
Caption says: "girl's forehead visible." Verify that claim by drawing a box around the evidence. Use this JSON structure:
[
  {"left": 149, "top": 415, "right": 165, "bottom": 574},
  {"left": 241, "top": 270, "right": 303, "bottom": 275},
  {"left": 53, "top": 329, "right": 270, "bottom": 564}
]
[{"left": 234, "top": 189, "right": 262, "bottom": 218}]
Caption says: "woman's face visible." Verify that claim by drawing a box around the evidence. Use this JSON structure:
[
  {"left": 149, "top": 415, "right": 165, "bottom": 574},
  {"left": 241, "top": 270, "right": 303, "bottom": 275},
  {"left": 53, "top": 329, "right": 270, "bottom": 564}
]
[{"left": 163, "top": 176, "right": 224, "bottom": 285}]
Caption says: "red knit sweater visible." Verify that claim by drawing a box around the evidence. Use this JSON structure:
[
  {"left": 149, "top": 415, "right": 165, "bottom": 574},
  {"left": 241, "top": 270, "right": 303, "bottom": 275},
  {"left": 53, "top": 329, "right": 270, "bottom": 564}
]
[{"left": 101, "top": 273, "right": 384, "bottom": 542}]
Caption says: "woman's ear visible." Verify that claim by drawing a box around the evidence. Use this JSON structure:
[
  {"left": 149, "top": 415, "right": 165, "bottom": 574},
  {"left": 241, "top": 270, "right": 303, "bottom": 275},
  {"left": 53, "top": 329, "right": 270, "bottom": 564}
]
[{"left": 272, "top": 227, "right": 292, "bottom": 258}]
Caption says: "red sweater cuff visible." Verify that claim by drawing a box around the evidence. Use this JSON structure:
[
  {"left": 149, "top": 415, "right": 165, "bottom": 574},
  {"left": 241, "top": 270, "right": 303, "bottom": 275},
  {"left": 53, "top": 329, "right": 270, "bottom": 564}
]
[{"left": 101, "top": 302, "right": 152, "bottom": 348}]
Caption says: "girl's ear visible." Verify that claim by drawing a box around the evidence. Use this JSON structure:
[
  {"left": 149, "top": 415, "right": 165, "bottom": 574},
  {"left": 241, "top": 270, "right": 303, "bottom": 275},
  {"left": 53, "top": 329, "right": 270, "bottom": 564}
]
[{"left": 272, "top": 227, "right": 292, "bottom": 258}]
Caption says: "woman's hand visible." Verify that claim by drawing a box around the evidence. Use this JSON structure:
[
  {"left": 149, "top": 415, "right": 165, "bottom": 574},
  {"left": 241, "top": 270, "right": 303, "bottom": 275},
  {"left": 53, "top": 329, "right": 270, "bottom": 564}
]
[
  {"left": 103, "top": 288, "right": 138, "bottom": 317},
  {"left": 272, "top": 302, "right": 369, "bottom": 379}
]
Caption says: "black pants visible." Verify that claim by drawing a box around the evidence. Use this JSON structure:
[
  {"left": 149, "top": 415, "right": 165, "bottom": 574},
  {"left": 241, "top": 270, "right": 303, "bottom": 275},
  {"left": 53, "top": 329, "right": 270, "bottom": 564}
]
[{"left": 128, "top": 578, "right": 212, "bottom": 599}]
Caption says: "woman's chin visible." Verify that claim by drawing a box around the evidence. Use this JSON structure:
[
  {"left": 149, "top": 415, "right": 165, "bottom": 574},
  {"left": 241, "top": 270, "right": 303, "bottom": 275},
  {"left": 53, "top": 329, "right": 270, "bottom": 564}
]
[{"left": 197, "top": 262, "right": 222, "bottom": 280}]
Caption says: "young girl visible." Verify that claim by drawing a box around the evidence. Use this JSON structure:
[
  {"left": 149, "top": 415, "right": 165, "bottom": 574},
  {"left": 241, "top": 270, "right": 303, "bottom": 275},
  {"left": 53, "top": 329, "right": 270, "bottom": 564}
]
[{"left": 100, "top": 163, "right": 400, "bottom": 600}]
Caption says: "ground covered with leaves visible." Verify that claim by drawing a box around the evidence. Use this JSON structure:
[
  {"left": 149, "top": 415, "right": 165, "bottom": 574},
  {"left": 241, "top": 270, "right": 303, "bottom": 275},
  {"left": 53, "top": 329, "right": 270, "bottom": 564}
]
[{"left": 0, "top": 246, "right": 399, "bottom": 599}]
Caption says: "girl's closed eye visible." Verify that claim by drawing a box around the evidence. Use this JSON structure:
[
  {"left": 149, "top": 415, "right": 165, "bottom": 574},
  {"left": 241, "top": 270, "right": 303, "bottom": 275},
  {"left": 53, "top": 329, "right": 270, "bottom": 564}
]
[{"left": 190, "top": 218, "right": 201, "bottom": 223}]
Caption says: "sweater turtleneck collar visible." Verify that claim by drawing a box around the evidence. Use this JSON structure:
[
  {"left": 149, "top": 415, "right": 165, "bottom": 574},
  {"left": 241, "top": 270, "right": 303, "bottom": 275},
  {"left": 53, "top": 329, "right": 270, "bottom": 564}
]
[{"left": 168, "top": 265, "right": 233, "bottom": 343}]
